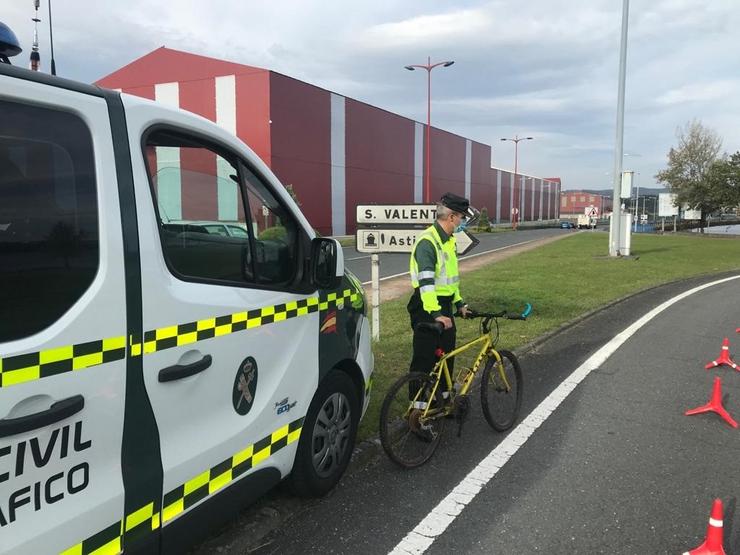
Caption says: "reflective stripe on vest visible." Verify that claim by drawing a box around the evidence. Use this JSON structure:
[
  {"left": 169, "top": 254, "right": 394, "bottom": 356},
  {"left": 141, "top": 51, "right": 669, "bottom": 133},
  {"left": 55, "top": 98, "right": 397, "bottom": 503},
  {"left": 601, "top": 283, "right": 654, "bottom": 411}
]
[{"left": 409, "top": 225, "right": 460, "bottom": 298}]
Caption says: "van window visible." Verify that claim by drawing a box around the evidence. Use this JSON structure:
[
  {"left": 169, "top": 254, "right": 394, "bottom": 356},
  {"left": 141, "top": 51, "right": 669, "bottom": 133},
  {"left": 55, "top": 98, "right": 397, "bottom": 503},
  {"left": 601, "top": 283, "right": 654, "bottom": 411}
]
[
  {"left": 240, "top": 164, "right": 298, "bottom": 285},
  {"left": 0, "top": 100, "right": 98, "bottom": 343},
  {"left": 144, "top": 130, "right": 299, "bottom": 287}
]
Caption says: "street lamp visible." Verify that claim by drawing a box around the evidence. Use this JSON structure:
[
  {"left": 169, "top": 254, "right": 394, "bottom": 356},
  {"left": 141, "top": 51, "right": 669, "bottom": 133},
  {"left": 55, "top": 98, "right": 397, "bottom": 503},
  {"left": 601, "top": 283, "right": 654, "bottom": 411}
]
[
  {"left": 500, "top": 135, "right": 534, "bottom": 230},
  {"left": 405, "top": 57, "right": 455, "bottom": 203}
]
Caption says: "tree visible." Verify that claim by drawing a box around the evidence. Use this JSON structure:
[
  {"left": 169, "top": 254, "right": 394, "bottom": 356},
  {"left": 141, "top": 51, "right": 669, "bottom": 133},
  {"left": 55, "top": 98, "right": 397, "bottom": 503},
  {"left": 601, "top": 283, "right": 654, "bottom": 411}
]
[
  {"left": 706, "top": 152, "right": 740, "bottom": 213},
  {"left": 655, "top": 120, "right": 722, "bottom": 231},
  {"left": 284, "top": 184, "right": 301, "bottom": 207},
  {"left": 477, "top": 206, "right": 491, "bottom": 231}
]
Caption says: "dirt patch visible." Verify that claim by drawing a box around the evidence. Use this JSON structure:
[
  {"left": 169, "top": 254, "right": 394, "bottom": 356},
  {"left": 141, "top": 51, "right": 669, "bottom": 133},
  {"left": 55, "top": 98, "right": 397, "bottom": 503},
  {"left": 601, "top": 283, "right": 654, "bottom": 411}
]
[{"left": 364, "top": 232, "right": 573, "bottom": 304}]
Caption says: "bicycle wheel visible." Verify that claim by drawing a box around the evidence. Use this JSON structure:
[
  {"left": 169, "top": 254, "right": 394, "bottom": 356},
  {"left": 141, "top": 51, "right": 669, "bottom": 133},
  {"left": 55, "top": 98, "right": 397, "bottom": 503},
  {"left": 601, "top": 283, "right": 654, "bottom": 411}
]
[
  {"left": 480, "top": 350, "right": 522, "bottom": 432},
  {"left": 379, "top": 371, "right": 446, "bottom": 468}
]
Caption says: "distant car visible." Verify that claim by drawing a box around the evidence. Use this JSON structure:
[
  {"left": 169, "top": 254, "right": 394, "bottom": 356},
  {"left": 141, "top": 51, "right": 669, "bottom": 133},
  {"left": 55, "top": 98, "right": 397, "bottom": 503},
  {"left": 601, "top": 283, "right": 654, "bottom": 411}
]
[
  {"left": 560, "top": 221, "right": 575, "bottom": 229},
  {"left": 168, "top": 220, "right": 250, "bottom": 238}
]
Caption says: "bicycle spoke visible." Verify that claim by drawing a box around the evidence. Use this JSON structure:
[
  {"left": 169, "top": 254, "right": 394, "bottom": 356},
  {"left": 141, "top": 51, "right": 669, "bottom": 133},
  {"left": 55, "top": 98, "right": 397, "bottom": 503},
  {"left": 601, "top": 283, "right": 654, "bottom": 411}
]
[{"left": 379, "top": 372, "right": 445, "bottom": 468}]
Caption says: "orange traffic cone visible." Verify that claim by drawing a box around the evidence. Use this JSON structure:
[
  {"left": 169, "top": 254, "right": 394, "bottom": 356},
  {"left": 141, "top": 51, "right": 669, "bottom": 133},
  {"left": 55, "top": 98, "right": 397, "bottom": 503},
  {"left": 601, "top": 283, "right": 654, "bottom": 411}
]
[
  {"left": 704, "top": 338, "right": 738, "bottom": 371},
  {"left": 685, "top": 377, "right": 738, "bottom": 428},
  {"left": 683, "top": 498, "right": 726, "bottom": 555}
]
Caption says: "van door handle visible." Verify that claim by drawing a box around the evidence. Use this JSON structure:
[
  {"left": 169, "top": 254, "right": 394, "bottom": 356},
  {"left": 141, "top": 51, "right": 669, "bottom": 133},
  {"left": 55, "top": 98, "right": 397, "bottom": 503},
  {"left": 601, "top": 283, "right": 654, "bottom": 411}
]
[
  {"left": 158, "top": 355, "right": 212, "bottom": 383},
  {"left": 0, "top": 395, "right": 85, "bottom": 438}
]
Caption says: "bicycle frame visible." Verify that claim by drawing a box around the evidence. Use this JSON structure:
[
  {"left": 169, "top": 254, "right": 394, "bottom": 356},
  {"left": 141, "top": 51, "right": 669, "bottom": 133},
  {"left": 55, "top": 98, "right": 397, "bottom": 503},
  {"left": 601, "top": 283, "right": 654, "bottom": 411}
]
[{"left": 417, "top": 329, "right": 510, "bottom": 419}]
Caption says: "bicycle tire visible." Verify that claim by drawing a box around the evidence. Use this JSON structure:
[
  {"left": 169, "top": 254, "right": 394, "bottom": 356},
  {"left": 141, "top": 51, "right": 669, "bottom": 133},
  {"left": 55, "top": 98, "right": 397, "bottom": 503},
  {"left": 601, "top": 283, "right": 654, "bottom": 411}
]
[
  {"left": 480, "top": 350, "right": 523, "bottom": 432},
  {"left": 379, "top": 371, "right": 446, "bottom": 468}
]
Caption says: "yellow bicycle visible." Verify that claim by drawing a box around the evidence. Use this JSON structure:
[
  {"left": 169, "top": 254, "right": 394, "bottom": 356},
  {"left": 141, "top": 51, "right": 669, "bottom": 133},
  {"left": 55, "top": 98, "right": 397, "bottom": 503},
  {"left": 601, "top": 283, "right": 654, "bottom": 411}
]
[{"left": 379, "top": 304, "right": 532, "bottom": 468}]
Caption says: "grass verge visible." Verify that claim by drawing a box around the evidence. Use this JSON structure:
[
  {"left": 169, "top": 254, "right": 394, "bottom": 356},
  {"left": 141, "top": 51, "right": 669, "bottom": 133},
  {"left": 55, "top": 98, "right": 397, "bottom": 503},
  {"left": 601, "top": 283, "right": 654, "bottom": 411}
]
[{"left": 359, "top": 232, "right": 740, "bottom": 440}]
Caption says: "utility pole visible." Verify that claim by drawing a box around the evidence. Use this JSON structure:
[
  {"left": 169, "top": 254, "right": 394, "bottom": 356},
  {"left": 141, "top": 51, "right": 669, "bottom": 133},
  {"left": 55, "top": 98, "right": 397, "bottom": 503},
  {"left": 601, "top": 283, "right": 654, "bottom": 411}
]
[{"left": 609, "top": 0, "right": 630, "bottom": 256}]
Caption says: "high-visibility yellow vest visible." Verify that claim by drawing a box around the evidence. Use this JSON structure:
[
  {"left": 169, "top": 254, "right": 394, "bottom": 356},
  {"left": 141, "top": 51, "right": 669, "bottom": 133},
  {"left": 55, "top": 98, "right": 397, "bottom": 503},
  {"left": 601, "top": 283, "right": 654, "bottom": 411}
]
[{"left": 409, "top": 224, "right": 462, "bottom": 313}]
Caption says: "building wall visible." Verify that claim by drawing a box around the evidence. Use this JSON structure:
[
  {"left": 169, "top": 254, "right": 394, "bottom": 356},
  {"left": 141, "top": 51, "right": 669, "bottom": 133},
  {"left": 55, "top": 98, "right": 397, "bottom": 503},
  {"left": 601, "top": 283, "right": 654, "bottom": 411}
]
[
  {"left": 97, "top": 47, "right": 563, "bottom": 236},
  {"left": 345, "top": 100, "right": 415, "bottom": 233},
  {"left": 470, "top": 142, "right": 494, "bottom": 224},
  {"left": 268, "top": 73, "right": 332, "bottom": 235},
  {"left": 428, "top": 128, "right": 467, "bottom": 202}
]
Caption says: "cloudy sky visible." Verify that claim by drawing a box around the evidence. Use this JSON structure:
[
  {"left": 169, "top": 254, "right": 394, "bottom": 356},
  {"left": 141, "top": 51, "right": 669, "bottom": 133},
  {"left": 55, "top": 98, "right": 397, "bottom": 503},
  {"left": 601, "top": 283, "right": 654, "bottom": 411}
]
[{"left": 4, "top": 0, "right": 739, "bottom": 191}]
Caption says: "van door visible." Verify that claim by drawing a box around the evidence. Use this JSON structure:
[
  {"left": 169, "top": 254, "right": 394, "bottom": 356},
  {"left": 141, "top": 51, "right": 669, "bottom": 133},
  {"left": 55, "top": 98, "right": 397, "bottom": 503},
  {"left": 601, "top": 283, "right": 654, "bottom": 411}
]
[
  {"left": 122, "top": 100, "right": 321, "bottom": 551},
  {"left": 0, "top": 82, "right": 129, "bottom": 554}
]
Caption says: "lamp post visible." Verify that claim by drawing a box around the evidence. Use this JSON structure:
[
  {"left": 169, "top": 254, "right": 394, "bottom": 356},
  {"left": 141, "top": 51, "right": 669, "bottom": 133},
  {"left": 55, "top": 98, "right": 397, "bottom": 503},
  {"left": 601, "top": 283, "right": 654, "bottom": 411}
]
[
  {"left": 500, "top": 135, "right": 533, "bottom": 230},
  {"left": 405, "top": 57, "right": 454, "bottom": 203}
]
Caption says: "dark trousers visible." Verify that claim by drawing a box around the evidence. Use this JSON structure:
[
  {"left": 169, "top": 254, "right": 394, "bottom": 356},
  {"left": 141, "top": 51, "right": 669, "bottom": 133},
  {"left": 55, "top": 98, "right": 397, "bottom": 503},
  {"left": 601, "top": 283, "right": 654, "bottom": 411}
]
[{"left": 407, "top": 289, "right": 456, "bottom": 391}]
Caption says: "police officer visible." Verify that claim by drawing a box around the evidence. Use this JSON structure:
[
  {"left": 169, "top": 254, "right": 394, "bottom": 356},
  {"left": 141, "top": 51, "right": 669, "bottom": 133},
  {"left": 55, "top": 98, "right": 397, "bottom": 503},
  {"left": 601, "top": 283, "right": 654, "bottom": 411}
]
[{"left": 408, "top": 193, "right": 473, "bottom": 381}]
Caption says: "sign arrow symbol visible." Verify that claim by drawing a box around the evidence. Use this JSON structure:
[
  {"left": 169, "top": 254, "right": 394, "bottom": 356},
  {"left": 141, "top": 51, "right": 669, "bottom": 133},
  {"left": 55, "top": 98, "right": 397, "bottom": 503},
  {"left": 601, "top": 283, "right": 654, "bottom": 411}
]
[{"left": 454, "top": 230, "right": 479, "bottom": 256}]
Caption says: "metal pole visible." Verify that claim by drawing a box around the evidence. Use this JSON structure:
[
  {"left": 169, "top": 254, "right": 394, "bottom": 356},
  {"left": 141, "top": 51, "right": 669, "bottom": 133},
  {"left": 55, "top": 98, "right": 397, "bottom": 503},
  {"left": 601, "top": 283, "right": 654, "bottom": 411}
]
[
  {"left": 371, "top": 254, "right": 380, "bottom": 341},
  {"left": 513, "top": 139, "right": 519, "bottom": 230},
  {"left": 609, "top": 0, "right": 630, "bottom": 256},
  {"left": 426, "top": 57, "right": 431, "bottom": 204},
  {"left": 48, "top": 0, "right": 56, "bottom": 75}
]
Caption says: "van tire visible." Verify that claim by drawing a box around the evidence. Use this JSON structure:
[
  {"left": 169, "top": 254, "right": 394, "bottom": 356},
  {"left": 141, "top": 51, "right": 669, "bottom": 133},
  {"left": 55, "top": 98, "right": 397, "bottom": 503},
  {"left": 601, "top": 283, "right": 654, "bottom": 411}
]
[{"left": 289, "top": 370, "right": 359, "bottom": 497}]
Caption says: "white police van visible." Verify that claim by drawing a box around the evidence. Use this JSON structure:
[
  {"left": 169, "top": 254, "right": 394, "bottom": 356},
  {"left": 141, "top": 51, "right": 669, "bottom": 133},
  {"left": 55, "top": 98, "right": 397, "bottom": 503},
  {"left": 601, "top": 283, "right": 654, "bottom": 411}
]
[{"left": 0, "top": 52, "right": 373, "bottom": 554}]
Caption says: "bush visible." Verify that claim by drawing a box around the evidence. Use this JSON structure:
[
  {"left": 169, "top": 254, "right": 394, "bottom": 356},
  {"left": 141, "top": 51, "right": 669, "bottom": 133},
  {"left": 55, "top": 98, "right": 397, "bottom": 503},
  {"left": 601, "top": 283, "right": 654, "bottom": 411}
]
[
  {"left": 477, "top": 206, "right": 491, "bottom": 232},
  {"left": 260, "top": 226, "right": 287, "bottom": 241}
]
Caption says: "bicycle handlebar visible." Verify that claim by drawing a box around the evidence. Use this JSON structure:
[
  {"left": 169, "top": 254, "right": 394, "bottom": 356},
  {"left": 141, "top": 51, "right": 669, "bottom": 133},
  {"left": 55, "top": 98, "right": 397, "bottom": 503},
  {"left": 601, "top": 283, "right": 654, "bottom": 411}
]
[{"left": 415, "top": 303, "right": 532, "bottom": 334}]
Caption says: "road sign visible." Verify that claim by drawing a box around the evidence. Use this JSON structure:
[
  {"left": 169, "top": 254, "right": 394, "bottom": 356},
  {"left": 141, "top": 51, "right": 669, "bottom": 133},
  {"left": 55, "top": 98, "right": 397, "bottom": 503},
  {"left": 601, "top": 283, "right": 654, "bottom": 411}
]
[
  {"left": 356, "top": 229, "right": 420, "bottom": 253},
  {"left": 658, "top": 193, "right": 679, "bottom": 217},
  {"left": 585, "top": 205, "right": 599, "bottom": 217},
  {"left": 455, "top": 230, "right": 480, "bottom": 256},
  {"left": 356, "top": 204, "right": 436, "bottom": 225},
  {"left": 683, "top": 206, "right": 701, "bottom": 220},
  {"left": 356, "top": 228, "right": 479, "bottom": 255},
  {"left": 511, "top": 207, "right": 519, "bottom": 215}
]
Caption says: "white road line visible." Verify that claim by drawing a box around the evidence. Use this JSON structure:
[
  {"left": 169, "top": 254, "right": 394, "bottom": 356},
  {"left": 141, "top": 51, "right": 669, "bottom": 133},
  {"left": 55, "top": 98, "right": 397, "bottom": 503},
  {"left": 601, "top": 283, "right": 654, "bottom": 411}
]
[
  {"left": 359, "top": 240, "right": 536, "bottom": 285},
  {"left": 389, "top": 274, "right": 740, "bottom": 555}
]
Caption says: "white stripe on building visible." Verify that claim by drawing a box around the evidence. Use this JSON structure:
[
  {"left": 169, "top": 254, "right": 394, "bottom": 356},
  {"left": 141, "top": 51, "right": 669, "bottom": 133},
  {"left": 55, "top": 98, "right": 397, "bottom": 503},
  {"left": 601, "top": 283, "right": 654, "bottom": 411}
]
[
  {"left": 330, "top": 93, "right": 346, "bottom": 236},
  {"left": 154, "top": 82, "right": 182, "bottom": 220},
  {"left": 496, "top": 170, "right": 502, "bottom": 223},
  {"left": 215, "top": 75, "right": 238, "bottom": 221}
]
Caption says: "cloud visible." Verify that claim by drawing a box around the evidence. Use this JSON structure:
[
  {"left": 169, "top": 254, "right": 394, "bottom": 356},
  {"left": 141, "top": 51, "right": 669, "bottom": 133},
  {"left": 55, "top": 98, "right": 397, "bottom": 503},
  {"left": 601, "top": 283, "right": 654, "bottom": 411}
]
[
  {"left": 656, "top": 80, "right": 740, "bottom": 106},
  {"left": 3, "top": 0, "right": 739, "bottom": 192}
]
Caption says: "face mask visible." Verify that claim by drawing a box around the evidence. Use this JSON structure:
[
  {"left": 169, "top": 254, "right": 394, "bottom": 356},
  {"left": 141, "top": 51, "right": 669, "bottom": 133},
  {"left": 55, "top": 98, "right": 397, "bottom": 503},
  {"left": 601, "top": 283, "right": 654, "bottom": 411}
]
[{"left": 454, "top": 219, "right": 468, "bottom": 234}]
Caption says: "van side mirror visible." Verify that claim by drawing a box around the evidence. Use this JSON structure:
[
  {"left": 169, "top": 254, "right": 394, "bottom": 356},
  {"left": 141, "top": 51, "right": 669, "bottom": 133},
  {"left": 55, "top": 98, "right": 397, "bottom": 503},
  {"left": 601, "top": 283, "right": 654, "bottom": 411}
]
[{"left": 310, "top": 237, "right": 344, "bottom": 290}]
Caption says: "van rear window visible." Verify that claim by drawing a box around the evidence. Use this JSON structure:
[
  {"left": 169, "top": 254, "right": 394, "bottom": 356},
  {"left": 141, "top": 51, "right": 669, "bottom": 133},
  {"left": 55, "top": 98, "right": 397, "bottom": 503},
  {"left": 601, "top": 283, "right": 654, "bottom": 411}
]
[{"left": 0, "top": 100, "right": 98, "bottom": 343}]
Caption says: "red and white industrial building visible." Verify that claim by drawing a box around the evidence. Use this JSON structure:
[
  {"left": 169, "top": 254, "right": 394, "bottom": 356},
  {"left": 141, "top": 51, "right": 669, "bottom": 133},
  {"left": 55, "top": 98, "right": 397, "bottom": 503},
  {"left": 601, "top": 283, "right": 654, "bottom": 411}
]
[
  {"left": 97, "top": 48, "right": 561, "bottom": 235},
  {"left": 559, "top": 190, "right": 613, "bottom": 219}
]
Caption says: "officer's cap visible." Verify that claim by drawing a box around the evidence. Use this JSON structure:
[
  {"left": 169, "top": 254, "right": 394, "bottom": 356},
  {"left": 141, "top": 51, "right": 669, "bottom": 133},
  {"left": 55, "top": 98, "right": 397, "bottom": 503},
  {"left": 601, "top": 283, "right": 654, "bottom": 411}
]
[{"left": 439, "top": 192, "right": 470, "bottom": 215}]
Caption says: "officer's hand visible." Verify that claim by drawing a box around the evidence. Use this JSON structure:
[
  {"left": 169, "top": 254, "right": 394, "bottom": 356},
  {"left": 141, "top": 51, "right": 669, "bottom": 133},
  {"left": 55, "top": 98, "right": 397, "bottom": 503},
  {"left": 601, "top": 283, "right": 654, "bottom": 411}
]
[
  {"left": 435, "top": 316, "right": 453, "bottom": 330},
  {"left": 459, "top": 305, "right": 472, "bottom": 319}
]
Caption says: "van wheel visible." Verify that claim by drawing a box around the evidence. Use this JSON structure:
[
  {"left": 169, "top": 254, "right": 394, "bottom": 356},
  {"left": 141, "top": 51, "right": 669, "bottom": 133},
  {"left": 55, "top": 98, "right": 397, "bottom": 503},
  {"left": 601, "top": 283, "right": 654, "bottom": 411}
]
[{"left": 289, "top": 370, "right": 359, "bottom": 497}]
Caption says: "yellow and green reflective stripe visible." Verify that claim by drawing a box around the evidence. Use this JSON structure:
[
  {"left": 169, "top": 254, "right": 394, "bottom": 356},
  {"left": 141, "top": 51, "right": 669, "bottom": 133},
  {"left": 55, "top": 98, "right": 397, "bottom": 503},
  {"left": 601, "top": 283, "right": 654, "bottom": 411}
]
[
  {"left": 161, "top": 417, "right": 304, "bottom": 524},
  {"left": 0, "top": 336, "right": 126, "bottom": 389}
]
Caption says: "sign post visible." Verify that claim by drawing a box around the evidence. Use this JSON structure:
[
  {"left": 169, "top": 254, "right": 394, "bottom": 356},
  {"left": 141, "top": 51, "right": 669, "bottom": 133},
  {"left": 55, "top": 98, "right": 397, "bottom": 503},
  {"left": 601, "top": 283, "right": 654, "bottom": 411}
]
[
  {"left": 355, "top": 204, "right": 478, "bottom": 340},
  {"left": 370, "top": 254, "right": 380, "bottom": 341}
]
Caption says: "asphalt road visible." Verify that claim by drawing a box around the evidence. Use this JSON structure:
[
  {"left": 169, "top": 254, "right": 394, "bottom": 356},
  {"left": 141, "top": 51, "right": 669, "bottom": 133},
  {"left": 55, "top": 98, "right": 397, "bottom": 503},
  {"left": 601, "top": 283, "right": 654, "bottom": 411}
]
[
  {"left": 241, "top": 272, "right": 740, "bottom": 554},
  {"left": 343, "top": 227, "right": 572, "bottom": 284}
]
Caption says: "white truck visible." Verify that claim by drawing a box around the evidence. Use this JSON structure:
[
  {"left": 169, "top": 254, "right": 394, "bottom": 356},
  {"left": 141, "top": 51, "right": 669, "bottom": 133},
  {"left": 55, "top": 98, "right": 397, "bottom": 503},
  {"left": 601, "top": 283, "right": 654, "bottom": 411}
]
[
  {"left": 577, "top": 214, "right": 596, "bottom": 229},
  {"left": 0, "top": 56, "right": 373, "bottom": 554}
]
